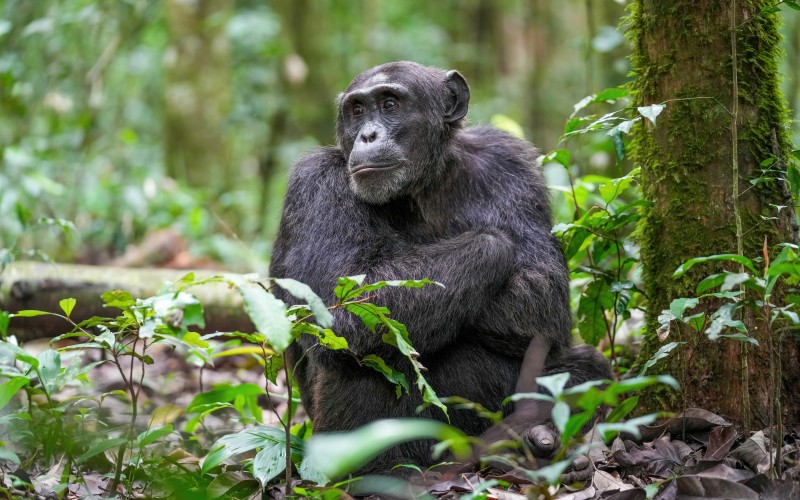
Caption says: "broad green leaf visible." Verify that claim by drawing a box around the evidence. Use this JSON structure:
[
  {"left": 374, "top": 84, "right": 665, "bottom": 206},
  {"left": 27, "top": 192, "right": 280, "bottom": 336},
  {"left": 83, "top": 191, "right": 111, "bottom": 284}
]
[
  {"left": 696, "top": 273, "right": 725, "bottom": 294},
  {"left": 186, "top": 384, "right": 265, "bottom": 413},
  {"left": 36, "top": 350, "right": 61, "bottom": 394},
  {"left": 58, "top": 298, "right": 76, "bottom": 317},
  {"left": 298, "top": 456, "right": 330, "bottom": 485},
  {"left": 274, "top": 278, "right": 333, "bottom": 328},
  {"left": 305, "top": 419, "right": 467, "bottom": 480},
  {"left": 669, "top": 297, "right": 699, "bottom": 320},
  {"left": 137, "top": 425, "right": 174, "bottom": 448},
  {"left": 720, "top": 272, "right": 752, "bottom": 292},
  {"left": 577, "top": 280, "right": 614, "bottom": 345},
  {"left": 542, "top": 149, "right": 570, "bottom": 168},
  {"left": 201, "top": 425, "right": 302, "bottom": 474},
  {"left": 593, "top": 87, "right": 629, "bottom": 102},
  {"left": 252, "top": 440, "right": 286, "bottom": 486},
  {"left": 362, "top": 354, "right": 410, "bottom": 397},
  {"left": 674, "top": 254, "right": 757, "bottom": 278},
  {"left": 0, "top": 447, "right": 20, "bottom": 465},
  {"left": 101, "top": 290, "right": 135, "bottom": 310},
  {"left": 0, "top": 376, "right": 29, "bottom": 411},
  {"left": 599, "top": 175, "right": 634, "bottom": 204},
  {"left": 229, "top": 276, "right": 291, "bottom": 352},
  {"left": 76, "top": 437, "right": 126, "bottom": 464},
  {"left": 334, "top": 275, "right": 367, "bottom": 302},
  {"left": 637, "top": 104, "right": 665, "bottom": 126},
  {"left": 607, "top": 396, "right": 639, "bottom": 423}
]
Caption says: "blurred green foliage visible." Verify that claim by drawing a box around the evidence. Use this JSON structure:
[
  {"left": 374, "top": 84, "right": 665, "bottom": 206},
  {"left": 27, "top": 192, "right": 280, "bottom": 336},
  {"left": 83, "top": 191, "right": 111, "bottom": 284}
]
[{"left": 0, "top": 0, "right": 796, "bottom": 272}]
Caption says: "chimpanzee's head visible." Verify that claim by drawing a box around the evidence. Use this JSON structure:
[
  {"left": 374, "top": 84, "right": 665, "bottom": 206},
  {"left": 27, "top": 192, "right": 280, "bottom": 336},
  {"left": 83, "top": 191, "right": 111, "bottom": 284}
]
[{"left": 336, "top": 61, "right": 470, "bottom": 205}]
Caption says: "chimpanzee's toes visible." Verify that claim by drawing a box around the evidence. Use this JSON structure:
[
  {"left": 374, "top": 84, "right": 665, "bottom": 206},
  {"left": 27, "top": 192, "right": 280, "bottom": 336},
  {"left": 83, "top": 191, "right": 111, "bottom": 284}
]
[
  {"left": 560, "top": 454, "right": 592, "bottom": 484},
  {"left": 522, "top": 423, "right": 561, "bottom": 458}
]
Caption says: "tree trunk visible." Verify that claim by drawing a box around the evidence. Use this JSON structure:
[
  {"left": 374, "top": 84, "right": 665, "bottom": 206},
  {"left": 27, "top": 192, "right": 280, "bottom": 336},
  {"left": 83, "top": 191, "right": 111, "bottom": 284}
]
[
  {"left": 630, "top": 1, "right": 800, "bottom": 430},
  {"left": 0, "top": 262, "right": 253, "bottom": 341},
  {"left": 164, "top": 0, "right": 232, "bottom": 191}
]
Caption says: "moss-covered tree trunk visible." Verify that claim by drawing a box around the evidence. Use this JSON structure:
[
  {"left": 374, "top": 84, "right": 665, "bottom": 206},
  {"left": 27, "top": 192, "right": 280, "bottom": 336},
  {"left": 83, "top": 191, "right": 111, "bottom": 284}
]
[{"left": 631, "top": 1, "right": 800, "bottom": 430}]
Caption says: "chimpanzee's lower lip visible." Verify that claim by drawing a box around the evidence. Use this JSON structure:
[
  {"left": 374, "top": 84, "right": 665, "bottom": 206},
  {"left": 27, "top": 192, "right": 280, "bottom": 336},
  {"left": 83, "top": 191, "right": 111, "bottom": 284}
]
[{"left": 350, "top": 164, "right": 398, "bottom": 175}]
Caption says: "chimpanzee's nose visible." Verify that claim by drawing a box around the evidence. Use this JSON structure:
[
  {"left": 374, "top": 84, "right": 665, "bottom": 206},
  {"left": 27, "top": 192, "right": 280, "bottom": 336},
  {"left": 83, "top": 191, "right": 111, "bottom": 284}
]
[{"left": 360, "top": 130, "right": 378, "bottom": 143}]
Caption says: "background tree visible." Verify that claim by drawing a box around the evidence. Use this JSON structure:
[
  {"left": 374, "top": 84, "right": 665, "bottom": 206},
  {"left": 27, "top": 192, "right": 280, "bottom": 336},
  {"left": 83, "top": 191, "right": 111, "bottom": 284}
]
[{"left": 630, "top": 0, "right": 800, "bottom": 429}]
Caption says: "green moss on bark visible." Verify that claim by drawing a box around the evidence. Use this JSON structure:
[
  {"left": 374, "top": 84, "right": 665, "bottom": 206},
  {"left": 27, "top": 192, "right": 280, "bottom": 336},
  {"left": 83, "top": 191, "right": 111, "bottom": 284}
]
[{"left": 628, "top": 0, "right": 798, "bottom": 427}]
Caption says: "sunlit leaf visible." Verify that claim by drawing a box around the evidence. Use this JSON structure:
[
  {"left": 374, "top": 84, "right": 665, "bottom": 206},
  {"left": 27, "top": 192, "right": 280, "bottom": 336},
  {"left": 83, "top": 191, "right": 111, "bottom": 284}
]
[
  {"left": 305, "top": 419, "right": 467, "bottom": 480},
  {"left": 229, "top": 275, "right": 291, "bottom": 352},
  {"left": 252, "top": 440, "right": 286, "bottom": 486},
  {"left": 274, "top": 278, "right": 333, "bottom": 328},
  {"left": 637, "top": 103, "right": 665, "bottom": 126},
  {"left": 58, "top": 298, "right": 76, "bottom": 317},
  {"left": 137, "top": 425, "right": 174, "bottom": 448},
  {"left": 76, "top": 437, "right": 126, "bottom": 464},
  {"left": 0, "top": 376, "right": 29, "bottom": 411}
]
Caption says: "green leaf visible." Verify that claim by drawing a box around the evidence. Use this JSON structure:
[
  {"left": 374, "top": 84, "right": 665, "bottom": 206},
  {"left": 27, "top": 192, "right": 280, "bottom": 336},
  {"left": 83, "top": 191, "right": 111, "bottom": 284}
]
[
  {"left": 305, "top": 419, "right": 467, "bottom": 480},
  {"left": 186, "top": 384, "right": 265, "bottom": 413},
  {"left": 137, "top": 425, "right": 174, "bottom": 448},
  {"left": 599, "top": 175, "right": 635, "bottom": 204},
  {"left": 362, "top": 354, "right": 410, "bottom": 397},
  {"left": 334, "top": 275, "right": 366, "bottom": 302},
  {"left": 76, "top": 437, "right": 126, "bottom": 464},
  {"left": 274, "top": 278, "right": 333, "bottom": 328},
  {"left": 637, "top": 104, "right": 665, "bottom": 126},
  {"left": 597, "top": 414, "right": 658, "bottom": 441},
  {"left": 36, "top": 350, "right": 61, "bottom": 394},
  {"left": 610, "top": 129, "right": 625, "bottom": 163},
  {"left": 0, "top": 311, "right": 9, "bottom": 338},
  {"left": 606, "top": 396, "right": 639, "bottom": 423},
  {"left": 0, "top": 447, "right": 20, "bottom": 465},
  {"left": 593, "top": 87, "right": 629, "bottom": 102},
  {"left": 101, "top": 290, "right": 135, "bottom": 310},
  {"left": 696, "top": 274, "right": 725, "bottom": 294},
  {"left": 201, "top": 426, "right": 302, "bottom": 474},
  {"left": 639, "top": 342, "right": 684, "bottom": 376},
  {"left": 536, "top": 372, "right": 571, "bottom": 398},
  {"left": 674, "top": 254, "right": 757, "bottom": 278},
  {"left": 0, "top": 376, "right": 29, "bottom": 411},
  {"left": 229, "top": 276, "right": 292, "bottom": 352},
  {"left": 669, "top": 297, "right": 699, "bottom": 320},
  {"left": 11, "top": 309, "right": 50, "bottom": 318},
  {"left": 252, "top": 440, "right": 286, "bottom": 486},
  {"left": 577, "top": 280, "right": 614, "bottom": 345},
  {"left": 58, "top": 298, "right": 76, "bottom": 318},
  {"left": 542, "top": 149, "right": 570, "bottom": 168},
  {"left": 552, "top": 401, "right": 570, "bottom": 434}
]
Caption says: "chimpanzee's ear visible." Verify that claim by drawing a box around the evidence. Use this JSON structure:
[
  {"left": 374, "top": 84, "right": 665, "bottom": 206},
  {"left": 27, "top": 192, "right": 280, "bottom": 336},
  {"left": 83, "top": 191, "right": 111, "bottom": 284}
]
[{"left": 444, "top": 70, "right": 470, "bottom": 123}]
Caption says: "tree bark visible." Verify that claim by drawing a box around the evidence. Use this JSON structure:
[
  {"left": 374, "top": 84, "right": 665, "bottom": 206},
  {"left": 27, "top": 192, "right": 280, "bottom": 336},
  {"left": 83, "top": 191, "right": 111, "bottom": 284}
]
[
  {"left": 630, "top": 0, "right": 800, "bottom": 430},
  {"left": 0, "top": 262, "right": 253, "bottom": 341}
]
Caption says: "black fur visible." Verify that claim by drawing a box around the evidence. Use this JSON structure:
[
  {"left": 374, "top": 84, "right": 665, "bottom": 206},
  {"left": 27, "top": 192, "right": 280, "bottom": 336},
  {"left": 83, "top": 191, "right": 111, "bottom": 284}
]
[{"left": 269, "top": 62, "right": 611, "bottom": 472}]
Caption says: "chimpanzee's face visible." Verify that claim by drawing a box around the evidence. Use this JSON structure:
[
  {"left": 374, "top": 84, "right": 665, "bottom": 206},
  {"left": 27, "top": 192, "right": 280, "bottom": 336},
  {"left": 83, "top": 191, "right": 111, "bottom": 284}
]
[{"left": 336, "top": 62, "right": 470, "bottom": 205}]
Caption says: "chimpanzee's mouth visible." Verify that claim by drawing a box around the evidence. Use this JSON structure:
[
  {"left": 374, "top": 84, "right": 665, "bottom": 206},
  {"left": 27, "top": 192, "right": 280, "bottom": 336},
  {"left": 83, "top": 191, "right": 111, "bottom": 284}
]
[{"left": 349, "top": 163, "right": 399, "bottom": 175}]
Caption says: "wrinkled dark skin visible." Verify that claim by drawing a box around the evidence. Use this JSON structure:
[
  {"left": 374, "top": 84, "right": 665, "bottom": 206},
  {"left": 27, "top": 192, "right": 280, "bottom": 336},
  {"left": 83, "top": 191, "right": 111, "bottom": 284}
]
[{"left": 269, "top": 61, "right": 612, "bottom": 473}]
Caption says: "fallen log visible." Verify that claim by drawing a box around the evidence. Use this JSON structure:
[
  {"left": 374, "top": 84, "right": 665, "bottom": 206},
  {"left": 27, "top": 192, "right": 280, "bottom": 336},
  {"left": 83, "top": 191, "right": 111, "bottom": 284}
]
[{"left": 0, "top": 261, "right": 255, "bottom": 341}]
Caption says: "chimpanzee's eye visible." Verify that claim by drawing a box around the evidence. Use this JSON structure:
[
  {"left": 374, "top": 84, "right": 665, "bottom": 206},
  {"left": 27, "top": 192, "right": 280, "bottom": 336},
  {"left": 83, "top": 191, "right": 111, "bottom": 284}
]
[
  {"left": 352, "top": 103, "right": 365, "bottom": 116},
  {"left": 383, "top": 98, "right": 398, "bottom": 110}
]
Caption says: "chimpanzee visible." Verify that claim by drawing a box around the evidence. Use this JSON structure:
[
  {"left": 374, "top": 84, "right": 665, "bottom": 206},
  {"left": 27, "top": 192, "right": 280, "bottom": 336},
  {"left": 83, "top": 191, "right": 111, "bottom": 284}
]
[{"left": 269, "top": 61, "right": 611, "bottom": 473}]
